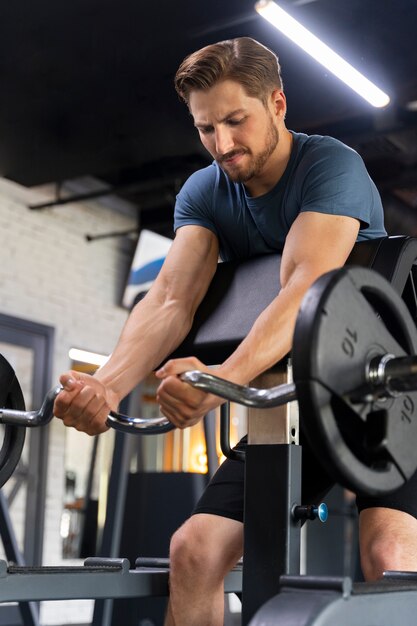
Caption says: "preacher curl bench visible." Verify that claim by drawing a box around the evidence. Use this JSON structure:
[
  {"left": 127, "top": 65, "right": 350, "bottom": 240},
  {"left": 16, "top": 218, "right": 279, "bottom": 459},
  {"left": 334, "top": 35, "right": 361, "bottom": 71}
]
[{"left": 1, "top": 235, "right": 417, "bottom": 626}]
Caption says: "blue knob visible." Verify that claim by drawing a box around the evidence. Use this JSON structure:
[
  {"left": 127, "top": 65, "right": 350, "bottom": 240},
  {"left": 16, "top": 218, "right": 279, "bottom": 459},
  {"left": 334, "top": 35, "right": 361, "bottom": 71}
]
[
  {"left": 316, "top": 502, "right": 328, "bottom": 523},
  {"left": 293, "top": 502, "right": 328, "bottom": 522}
]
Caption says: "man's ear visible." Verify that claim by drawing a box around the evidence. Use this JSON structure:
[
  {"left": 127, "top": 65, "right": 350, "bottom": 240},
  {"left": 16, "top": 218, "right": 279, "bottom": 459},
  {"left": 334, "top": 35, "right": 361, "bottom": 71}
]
[{"left": 270, "top": 89, "right": 286, "bottom": 119}]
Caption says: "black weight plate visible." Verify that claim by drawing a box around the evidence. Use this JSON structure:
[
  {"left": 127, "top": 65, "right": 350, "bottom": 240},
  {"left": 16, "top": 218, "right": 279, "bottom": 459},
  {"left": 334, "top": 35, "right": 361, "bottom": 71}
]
[
  {"left": 292, "top": 266, "right": 417, "bottom": 496},
  {"left": 0, "top": 354, "right": 26, "bottom": 489}
]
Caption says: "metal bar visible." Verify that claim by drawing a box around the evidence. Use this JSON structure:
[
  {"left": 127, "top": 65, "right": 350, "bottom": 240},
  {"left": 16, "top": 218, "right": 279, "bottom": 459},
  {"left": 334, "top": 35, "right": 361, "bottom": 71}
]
[
  {"left": 0, "top": 564, "right": 242, "bottom": 603},
  {"left": 0, "top": 387, "right": 60, "bottom": 426},
  {"left": 220, "top": 403, "right": 245, "bottom": 461},
  {"left": 247, "top": 366, "right": 299, "bottom": 445},
  {"left": 23, "top": 329, "right": 54, "bottom": 569},
  {"left": 78, "top": 436, "right": 99, "bottom": 555},
  {"left": 241, "top": 364, "right": 301, "bottom": 624},
  {"left": 241, "top": 444, "right": 302, "bottom": 625},
  {"left": 203, "top": 410, "right": 218, "bottom": 477},
  {"left": 380, "top": 355, "right": 417, "bottom": 393},
  {"left": 92, "top": 406, "right": 133, "bottom": 626},
  {"left": 28, "top": 187, "right": 128, "bottom": 209},
  {"left": 85, "top": 228, "right": 139, "bottom": 242},
  {"left": 6, "top": 466, "right": 27, "bottom": 506},
  {"left": 0, "top": 493, "right": 39, "bottom": 625},
  {"left": 0, "top": 370, "right": 297, "bottom": 435},
  {"left": 27, "top": 168, "right": 203, "bottom": 211},
  {"left": 0, "top": 385, "right": 176, "bottom": 435},
  {"left": 181, "top": 371, "right": 297, "bottom": 408}
]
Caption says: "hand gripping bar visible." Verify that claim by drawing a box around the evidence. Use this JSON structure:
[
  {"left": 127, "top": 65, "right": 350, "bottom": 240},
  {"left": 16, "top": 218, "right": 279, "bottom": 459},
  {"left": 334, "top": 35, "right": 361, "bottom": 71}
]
[
  {"left": 0, "top": 385, "right": 175, "bottom": 435},
  {"left": 0, "top": 371, "right": 296, "bottom": 435},
  {"left": 1, "top": 356, "right": 415, "bottom": 435}
]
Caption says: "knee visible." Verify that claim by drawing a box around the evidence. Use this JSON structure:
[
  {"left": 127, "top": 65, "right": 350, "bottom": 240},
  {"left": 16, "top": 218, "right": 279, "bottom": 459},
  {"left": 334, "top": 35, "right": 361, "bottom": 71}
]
[
  {"left": 360, "top": 509, "right": 417, "bottom": 581},
  {"left": 170, "top": 521, "right": 201, "bottom": 573},
  {"left": 361, "top": 531, "right": 405, "bottom": 580},
  {"left": 169, "top": 518, "right": 216, "bottom": 577},
  {"left": 169, "top": 514, "right": 242, "bottom": 582}
]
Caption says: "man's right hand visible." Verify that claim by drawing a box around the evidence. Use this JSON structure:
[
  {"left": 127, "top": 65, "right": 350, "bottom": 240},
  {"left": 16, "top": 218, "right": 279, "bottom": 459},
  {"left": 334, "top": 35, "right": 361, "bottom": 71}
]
[{"left": 53, "top": 371, "right": 119, "bottom": 435}]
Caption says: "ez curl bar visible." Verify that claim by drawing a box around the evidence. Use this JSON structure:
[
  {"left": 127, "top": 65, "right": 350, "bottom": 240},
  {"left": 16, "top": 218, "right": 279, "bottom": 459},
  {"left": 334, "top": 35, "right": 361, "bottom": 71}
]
[{"left": 2, "top": 266, "right": 417, "bottom": 497}]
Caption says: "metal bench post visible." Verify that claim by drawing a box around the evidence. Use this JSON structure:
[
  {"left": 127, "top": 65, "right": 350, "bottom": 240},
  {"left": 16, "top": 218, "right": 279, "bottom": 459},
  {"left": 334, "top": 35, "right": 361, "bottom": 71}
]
[{"left": 242, "top": 362, "right": 302, "bottom": 625}]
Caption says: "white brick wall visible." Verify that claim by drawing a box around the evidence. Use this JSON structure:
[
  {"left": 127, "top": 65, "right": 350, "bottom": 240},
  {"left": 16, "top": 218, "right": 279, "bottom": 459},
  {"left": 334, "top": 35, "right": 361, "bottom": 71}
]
[{"left": 0, "top": 177, "right": 137, "bottom": 624}]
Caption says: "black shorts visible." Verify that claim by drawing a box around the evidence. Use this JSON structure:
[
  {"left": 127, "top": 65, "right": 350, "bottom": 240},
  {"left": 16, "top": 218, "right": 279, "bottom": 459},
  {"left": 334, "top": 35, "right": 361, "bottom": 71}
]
[{"left": 193, "top": 435, "right": 417, "bottom": 523}]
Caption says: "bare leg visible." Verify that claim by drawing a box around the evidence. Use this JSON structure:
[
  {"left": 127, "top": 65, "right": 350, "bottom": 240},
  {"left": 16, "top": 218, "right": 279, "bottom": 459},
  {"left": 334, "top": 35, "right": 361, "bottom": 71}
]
[
  {"left": 359, "top": 507, "right": 417, "bottom": 580},
  {"left": 164, "top": 513, "right": 243, "bottom": 626}
]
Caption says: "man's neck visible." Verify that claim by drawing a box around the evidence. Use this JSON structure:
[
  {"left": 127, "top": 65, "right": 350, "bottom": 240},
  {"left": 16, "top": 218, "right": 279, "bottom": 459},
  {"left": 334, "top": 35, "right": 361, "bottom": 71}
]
[{"left": 244, "top": 128, "right": 293, "bottom": 198}]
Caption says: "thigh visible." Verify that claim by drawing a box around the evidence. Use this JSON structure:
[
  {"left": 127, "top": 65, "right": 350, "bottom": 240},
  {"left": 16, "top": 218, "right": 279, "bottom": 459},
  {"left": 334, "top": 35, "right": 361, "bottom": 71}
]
[
  {"left": 193, "top": 438, "right": 247, "bottom": 523},
  {"left": 194, "top": 435, "right": 336, "bottom": 525}
]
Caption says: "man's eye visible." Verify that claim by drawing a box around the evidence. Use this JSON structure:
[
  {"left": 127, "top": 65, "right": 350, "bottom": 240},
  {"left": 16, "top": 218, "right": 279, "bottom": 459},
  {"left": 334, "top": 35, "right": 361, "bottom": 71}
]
[{"left": 228, "top": 119, "right": 243, "bottom": 126}]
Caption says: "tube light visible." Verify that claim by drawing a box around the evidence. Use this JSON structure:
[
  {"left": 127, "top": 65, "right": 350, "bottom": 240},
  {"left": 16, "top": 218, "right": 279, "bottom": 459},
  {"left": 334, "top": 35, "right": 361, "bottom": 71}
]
[
  {"left": 255, "top": 0, "right": 390, "bottom": 108},
  {"left": 68, "top": 348, "right": 109, "bottom": 367}
]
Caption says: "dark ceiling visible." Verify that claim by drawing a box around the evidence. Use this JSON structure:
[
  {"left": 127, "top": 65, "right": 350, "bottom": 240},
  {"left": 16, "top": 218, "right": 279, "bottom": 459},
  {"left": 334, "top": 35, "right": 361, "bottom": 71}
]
[{"left": 1, "top": 0, "right": 417, "bottom": 236}]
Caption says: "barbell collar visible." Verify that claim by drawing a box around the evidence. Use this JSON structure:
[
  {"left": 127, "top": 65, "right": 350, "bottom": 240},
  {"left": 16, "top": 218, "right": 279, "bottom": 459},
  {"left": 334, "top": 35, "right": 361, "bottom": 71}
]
[{"left": 367, "top": 355, "right": 417, "bottom": 397}]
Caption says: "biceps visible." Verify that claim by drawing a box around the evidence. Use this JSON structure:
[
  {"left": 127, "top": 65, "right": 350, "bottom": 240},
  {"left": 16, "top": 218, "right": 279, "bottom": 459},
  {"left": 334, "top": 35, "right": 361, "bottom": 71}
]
[{"left": 281, "top": 213, "right": 360, "bottom": 287}]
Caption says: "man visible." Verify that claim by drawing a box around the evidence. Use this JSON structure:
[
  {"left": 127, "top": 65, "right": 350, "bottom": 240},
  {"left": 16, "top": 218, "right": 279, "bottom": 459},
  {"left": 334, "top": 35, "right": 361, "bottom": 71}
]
[{"left": 54, "top": 38, "right": 417, "bottom": 626}]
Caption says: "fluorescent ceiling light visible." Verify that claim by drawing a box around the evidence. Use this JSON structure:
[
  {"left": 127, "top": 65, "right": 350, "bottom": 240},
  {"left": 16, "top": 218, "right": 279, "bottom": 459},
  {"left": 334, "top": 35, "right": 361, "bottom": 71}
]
[
  {"left": 68, "top": 348, "right": 109, "bottom": 367},
  {"left": 255, "top": 0, "right": 390, "bottom": 108}
]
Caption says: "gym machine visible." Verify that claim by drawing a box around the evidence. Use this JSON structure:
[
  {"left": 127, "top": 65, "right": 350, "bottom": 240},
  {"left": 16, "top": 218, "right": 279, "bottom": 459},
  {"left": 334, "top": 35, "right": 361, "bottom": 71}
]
[{"left": 0, "top": 236, "right": 417, "bottom": 625}]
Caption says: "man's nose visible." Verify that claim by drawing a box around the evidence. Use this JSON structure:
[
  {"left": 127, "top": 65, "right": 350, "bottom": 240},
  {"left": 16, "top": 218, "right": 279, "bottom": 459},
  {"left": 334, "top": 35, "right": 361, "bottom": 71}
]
[{"left": 215, "top": 127, "right": 234, "bottom": 156}]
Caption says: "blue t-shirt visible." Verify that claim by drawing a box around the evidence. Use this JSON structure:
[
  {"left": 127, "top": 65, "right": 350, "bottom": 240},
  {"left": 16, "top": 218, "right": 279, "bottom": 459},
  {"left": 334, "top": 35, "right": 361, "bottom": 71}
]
[{"left": 174, "top": 132, "right": 386, "bottom": 262}]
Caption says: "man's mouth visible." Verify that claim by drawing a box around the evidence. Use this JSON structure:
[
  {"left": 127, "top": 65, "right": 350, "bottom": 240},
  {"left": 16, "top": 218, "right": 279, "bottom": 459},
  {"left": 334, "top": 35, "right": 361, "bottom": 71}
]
[{"left": 220, "top": 150, "right": 247, "bottom": 165}]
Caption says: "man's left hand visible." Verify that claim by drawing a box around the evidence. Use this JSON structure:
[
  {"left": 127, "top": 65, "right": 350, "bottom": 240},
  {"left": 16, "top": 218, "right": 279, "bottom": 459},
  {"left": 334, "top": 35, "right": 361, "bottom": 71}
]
[{"left": 155, "top": 357, "right": 222, "bottom": 428}]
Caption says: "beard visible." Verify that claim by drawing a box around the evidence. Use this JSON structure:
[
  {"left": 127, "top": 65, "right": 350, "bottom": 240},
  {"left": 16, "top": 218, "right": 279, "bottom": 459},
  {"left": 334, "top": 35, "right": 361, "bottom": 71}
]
[{"left": 218, "top": 114, "right": 279, "bottom": 184}]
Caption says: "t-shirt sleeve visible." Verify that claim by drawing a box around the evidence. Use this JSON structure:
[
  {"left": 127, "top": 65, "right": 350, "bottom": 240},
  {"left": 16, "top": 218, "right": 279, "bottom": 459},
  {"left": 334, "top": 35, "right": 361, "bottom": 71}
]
[
  {"left": 297, "top": 139, "right": 377, "bottom": 227},
  {"left": 174, "top": 164, "right": 219, "bottom": 236}
]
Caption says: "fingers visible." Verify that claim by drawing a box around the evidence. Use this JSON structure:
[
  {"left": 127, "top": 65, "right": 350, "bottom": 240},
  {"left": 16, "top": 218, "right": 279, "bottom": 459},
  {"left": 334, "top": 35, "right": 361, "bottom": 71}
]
[
  {"left": 59, "top": 372, "right": 83, "bottom": 391},
  {"left": 157, "top": 375, "right": 203, "bottom": 410},
  {"left": 54, "top": 371, "right": 110, "bottom": 435},
  {"left": 156, "top": 374, "right": 213, "bottom": 429},
  {"left": 155, "top": 356, "right": 207, "bottom": 379},
  {"left": 54, "top": 371, "right": 85, "bottom": 416},
  {"left": 155, "top": 358, "right": 219, "bottom": 428}
]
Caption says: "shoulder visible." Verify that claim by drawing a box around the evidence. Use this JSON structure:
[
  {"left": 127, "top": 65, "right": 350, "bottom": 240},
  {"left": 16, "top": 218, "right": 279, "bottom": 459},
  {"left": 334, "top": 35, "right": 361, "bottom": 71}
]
[
  {"left": 176, "top": 160, "right": 240, "bottom": 215},
  {"left": 178, "top": 162, "right": 219, "bottom": 198},
  {"left": 174, "top": 162, "right": 222, "bottom": 232},
  {"left": 288, "top": 133, "right": 384, "bottom": 230},
  {"left": 290, "top": 133, "right": 372, "bottom": 198},
  {"left": 293, "top": 132, "right": 365, "bottom": 171}
]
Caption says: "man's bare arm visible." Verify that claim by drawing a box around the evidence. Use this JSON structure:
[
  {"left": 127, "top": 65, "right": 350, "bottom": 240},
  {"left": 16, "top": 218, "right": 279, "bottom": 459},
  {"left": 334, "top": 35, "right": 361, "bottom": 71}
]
[
  {"left": 156, "top": 212, "right": 360, "bottom": 426},
  {"left": 96, "top": 226, "right": 219, "bottom": 397},
  {"left": 217, "top": 212, "right": 360, "bottom": 384},
  {"left": 54, "top": 225, "right": 219, "bottom": 433}
]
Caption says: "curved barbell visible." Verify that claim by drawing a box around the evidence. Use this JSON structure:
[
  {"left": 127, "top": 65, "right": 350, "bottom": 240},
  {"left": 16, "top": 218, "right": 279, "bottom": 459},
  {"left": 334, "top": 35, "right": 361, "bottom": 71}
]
[
  {"left": 0, "top": 354, "right": 414, "bottom": 435},
  {"left": 0, "top": 372, "right": 296, "bottom": 435}
]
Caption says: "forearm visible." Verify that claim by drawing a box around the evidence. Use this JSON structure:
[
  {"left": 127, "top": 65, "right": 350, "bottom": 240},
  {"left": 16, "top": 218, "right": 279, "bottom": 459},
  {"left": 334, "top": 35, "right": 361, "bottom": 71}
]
[
  {"left": 93, "top": 226, "right": 219, "bottom": 403},
  {"left": 216, "top": 276, "right": 309, "bottom": 385},
  {"left": 94, "top": 296, "right": 194, "bottom": 402}
]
